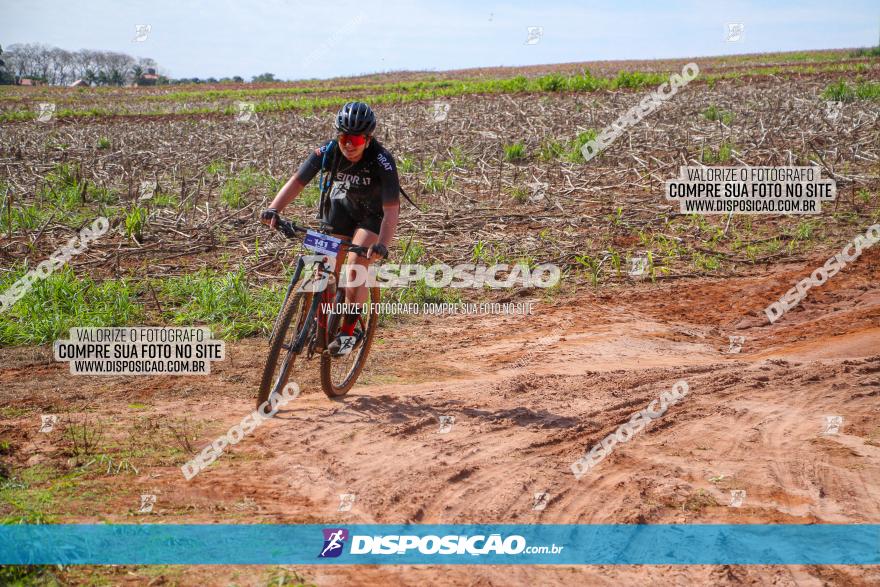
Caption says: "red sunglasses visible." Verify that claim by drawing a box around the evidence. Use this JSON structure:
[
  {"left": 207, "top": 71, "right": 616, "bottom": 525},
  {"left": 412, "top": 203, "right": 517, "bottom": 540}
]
[{"left": 338, "top": 133, "right": 368, "bottom": 147}]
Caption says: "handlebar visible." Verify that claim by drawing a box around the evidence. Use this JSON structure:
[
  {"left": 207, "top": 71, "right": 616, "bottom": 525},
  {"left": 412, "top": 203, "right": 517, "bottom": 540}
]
[{"left": 273, "top": 217, "right": 370, "bottom": 256}]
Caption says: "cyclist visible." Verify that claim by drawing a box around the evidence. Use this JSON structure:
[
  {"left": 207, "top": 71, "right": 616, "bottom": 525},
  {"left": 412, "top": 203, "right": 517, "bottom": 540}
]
[{"left": 260, "top": 101, "right": 400, "bottom": 356}]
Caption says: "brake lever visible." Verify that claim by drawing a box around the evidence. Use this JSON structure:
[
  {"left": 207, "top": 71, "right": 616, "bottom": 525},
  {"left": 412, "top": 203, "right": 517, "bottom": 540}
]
[{"left": 275, "top": 219, "right": 297, "bottom": 239}]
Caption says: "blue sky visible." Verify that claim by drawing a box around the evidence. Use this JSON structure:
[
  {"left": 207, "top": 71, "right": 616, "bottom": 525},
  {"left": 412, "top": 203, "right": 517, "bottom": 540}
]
[{"left": 2, "top": 0, "right": 878, "bottom": 80}]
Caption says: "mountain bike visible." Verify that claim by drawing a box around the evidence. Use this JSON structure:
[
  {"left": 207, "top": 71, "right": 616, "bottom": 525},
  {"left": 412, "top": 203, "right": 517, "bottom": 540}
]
[{"left": 257, "top": 218, "right": 381, "bottom": 406}]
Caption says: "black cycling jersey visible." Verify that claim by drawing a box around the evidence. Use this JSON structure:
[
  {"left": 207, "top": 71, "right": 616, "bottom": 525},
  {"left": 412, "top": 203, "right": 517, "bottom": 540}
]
[{"left": 296, "top": 139, "right": 400, "bottom": 219}]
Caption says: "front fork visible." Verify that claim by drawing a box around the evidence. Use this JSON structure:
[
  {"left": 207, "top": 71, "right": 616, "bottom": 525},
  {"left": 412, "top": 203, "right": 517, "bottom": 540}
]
[{"left": 268, "top": 257, "right": 306, "bottom": 343}]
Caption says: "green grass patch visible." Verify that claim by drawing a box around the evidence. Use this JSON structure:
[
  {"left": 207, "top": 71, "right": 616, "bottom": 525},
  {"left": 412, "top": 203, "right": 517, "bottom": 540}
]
[
  {"left": 0, "top": 406, "right": 33, "bottom": 419},
  {"left": 536, "top": 73, "right": 567, "bottom": 91},
  {"left": 821, "top": 79, "right": 880, "bottom": 102},
  {"left": 573, "top": 253, "right": 603, "bottom": 286},
  {"left": 220, "top": 167, "right": 281, "bottom": 208},
  {"left": 264, "top": 567, "right": 316, "bottom": 587},
  {"left": 0, "top": 266, "right": 143, "bottom": 346},
  {"left": 298, "top": 182, "right": 321, "bottom": 209},
  {"left": 565, "top": 130, "right": 598, "bottom": 163},
  {"left": 438, "top": 146, "right": 470, "bottom": 171},
  {"left": 508, "top": 186, "right": 530, "bottom": 204},
  {"left": 158, "top": 267, "right": 280, "bottom": 339},
  {"left": 205, "top": 160, "right": 227, "bottom": 176},
  {"left": 0, "top": 265, "right": 309, "bottom": 345},
  {"left": 45, "top": 163, "right": 80, "bottom": 190},
  {"left": 610, "top": 70, "right": 668, "bottom": 89},
  {"left": 380, "top": 239, "right": 461, "bottom": 318},
  {"left": 89, "top": 186, "right": 119, "bottom": 206},
  {"left": 422, "top": 170, "right": 453, "bottom": 193},
  {"left": 398, "top": 156, "right": 418, "bottom": 173},
  {"left": 42, "top": 163, "right": 85, "bottom": 211},
  {"left": 503, "top": 142, "right": 527, "bottom": 162},
  {"left": 537, "top": 130, "right": 598, "bottom": 163},
  {"left": 152, "top": 190, "right": 178, "bottom": 207},
  {"left": 701, "top": 141, "right": 734, "bottom": 164},
  {"left": 0, "top": 202, "right": 49, "bottom": 233},
  {"left": 692, "top": 251, "right": 723, "bottom": 272},
  {"left": 702, "top": 104, "right": 734, "bottom": 125},
  {"left": 2, "top": 61, "right": 876, "bottom": 122},
  {"left": 0, "top": 564, "right": 64, "bottom": 586},
  {"left": 0, "top": 463, "right": 80, "bottom": 524},
  {"left": 538, "top": 139, "right": 565, "bottom": 162},
  {"left": 123, "top": 206, "right": 148, "bottom": 241},
  {"left": 849, "top": 46, "right": 880, "bottom": 57}
]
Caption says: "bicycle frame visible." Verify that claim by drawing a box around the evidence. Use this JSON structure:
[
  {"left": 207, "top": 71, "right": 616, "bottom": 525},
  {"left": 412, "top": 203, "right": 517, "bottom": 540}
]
[
  {"left": 270, "top": 250, "right": 359, "bottom": 355},
  {"left": 259, "top": 216, "right": 383, "bottom": 401},
  {"left": 267, "top": 217, "right": 375, "bottom": 355}
]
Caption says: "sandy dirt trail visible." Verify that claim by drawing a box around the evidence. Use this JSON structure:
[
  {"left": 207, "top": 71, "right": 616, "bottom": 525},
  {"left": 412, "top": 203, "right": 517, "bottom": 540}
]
[{"left": 2, "top": 250, "right": 879, "bottom": 585}]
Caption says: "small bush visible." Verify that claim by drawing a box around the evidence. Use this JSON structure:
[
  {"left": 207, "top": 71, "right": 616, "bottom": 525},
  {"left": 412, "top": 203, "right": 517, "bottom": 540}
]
[
  {"left": 611, "top": 70, "right": 666, "bottom": 90},
  {"left": 64, "top": 417, "right": 105, "bottom": 463},
  {"left": 503, "top": 142, "right": 527, "bottom": 162},
  {"left": 568, "top": 70, "right": 607, "bottom": 92},
  {"left": 702, "top": 105, "right": 734, "bottom": 125},
  {"left": 701, "top": 141, "right": 734, "bottom": 164},
  {"left": 498, "top": 75, "right": 530, "bottom": 92},
  {"left": 124, "top": 206, "right": 148, "bottom": 241},
  {"left": 565, "top": 130, "right": 598, "bottom": 163},
  {"left": 509, "top": 186, "right": 530, "bottom": 204},
  {"left": 423, "top": 170, "right": 453, "bottom": 193},
  {"left": 398, "top": 156, "right": 418, "bottom": 173},
  {"left": 538, "top": 139, "right": 565, "bottom": 162},
  {"left": 536, "top": 73, "right": 567, "bottom": 92},
  {"left": 821, "top": 80, "right": 856, "bottom": 102}
]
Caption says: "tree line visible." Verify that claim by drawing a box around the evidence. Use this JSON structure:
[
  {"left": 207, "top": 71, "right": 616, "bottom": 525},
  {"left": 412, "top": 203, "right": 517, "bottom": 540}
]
[
  {"left": 0, "top": 43, "right": 159, "bottom": 85},
  {"left": 0, "top": 43, "right": 279, "bottom": 86}
]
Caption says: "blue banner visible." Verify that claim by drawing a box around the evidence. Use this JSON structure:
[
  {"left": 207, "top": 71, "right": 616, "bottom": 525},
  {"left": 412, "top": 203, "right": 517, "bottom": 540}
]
[{"left": 1, "top": 524, "right": 878, "bottom": 565}]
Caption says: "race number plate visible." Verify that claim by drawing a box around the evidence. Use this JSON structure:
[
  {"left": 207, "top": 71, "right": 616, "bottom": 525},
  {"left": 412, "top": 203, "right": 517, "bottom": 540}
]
[{"left": 303, "top": 230, "right": 342, "bottom": 257}]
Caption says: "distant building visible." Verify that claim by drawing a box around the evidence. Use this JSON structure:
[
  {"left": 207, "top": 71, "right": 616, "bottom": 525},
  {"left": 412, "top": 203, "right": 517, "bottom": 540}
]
[
  {"left": 134, "top": 68, "right": 159, "bottom": 87},
  {"left": 18, "top": 78, "right": 39, "bottom": 86},
  {"left": 69, "top": 79, "right": 89, "bottom": 87}
]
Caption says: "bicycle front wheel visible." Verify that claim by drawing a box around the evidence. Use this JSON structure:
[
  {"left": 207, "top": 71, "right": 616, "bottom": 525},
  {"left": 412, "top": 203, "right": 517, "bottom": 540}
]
[
  {"left": 319, "top": 286, "right": 380, "bottom": 398},
  {"left": 257, "top": 290, "right": 315, "bottom": 409}
]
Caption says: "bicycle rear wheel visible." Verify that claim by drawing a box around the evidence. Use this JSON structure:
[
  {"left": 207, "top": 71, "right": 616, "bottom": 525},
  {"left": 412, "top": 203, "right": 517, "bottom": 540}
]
[
  {"left": 319, "top": 286, "right": 380, "bottom": 398},
  {"left": 257, "top": 289, "right": 315, "bottom": 408}
]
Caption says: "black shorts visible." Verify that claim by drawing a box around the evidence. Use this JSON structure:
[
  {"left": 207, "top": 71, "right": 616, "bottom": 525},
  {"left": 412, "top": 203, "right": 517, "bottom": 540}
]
[{"left": 326, "top": 199, "right": 382, "bottom": 238}]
